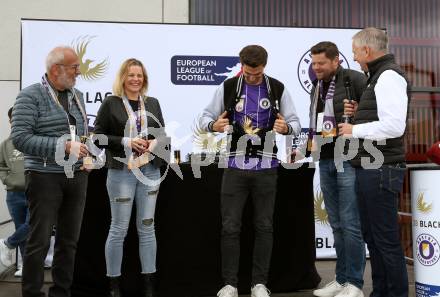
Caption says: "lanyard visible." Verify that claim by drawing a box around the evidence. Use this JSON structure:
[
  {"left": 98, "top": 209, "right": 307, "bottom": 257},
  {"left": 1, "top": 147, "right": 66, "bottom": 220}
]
[
  {"left": 41, "top": 75, "right": 88, "bottom": 136},
  {"left": 121, "top": 95, "right": 148, "bottom": 138}
]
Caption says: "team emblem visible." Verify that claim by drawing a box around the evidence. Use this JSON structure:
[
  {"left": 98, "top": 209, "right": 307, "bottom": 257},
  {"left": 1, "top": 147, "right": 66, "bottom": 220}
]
[
  {"left": 297, "top": 50, "right": 350, "bottom": 94},
  {"left": 416, "top": 233, "right": 440, "bottom": 266},
  {"left": 259, "top": 98, "right": 271, "bottom": 109}
]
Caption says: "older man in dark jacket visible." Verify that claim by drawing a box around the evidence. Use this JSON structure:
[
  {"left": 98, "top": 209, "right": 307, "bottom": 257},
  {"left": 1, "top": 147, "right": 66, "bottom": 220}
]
[{"left": 11, "top": 46, "right": 89, "bottom": 297}]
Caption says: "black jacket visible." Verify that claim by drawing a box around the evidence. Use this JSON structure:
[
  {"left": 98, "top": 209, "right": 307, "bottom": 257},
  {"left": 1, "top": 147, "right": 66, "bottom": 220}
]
[
  {"left": 93, "top": 95, "right": 170, "bottom": 169},
  {"left": 222, "top": 74, "right": 287, "bottom": 158}
]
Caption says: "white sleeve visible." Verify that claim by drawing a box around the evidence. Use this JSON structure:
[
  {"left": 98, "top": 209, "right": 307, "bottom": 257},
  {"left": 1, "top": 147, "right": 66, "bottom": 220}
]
[
  {"left": 279, "top": 88, "right": 301, "bottom": 136},
  {"left": 352, "top": 70, "right": 408, "bottom": 140},
  {"left": 198, "top": 85, "right": 225, "bottom": 132}
]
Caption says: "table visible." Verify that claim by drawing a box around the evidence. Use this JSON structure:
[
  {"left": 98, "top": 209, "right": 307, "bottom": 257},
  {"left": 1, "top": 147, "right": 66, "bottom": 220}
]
[{"left": 71, "top": 163, "right": 320, "bottom": 297}]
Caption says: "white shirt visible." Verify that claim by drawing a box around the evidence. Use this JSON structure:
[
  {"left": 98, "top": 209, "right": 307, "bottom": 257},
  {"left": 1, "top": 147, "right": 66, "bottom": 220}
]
[{"left": 352, "top": 70, "right": 408, "bottom": 141}]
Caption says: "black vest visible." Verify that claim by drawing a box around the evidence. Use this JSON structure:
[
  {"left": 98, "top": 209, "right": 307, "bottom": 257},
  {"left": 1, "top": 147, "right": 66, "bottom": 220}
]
[
  {"left": 351, "top": 54, "right": 410, "bottom": 167},
  {"left": 223, "top": 75, "right": 284, "bottom": 158}
]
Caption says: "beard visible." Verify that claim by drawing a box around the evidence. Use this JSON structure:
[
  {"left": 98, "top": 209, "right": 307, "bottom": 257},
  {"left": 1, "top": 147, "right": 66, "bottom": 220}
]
[{"left": 57, "top": 69, "right": 76, "bottom": 89}]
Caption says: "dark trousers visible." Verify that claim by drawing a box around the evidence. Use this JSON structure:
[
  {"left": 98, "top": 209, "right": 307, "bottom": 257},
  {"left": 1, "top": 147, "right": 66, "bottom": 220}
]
[
  {"left": 220, "top": 168, "right": 277, "bottom": 287},
  {"left": 355, "top": 165, "right": 408, "bottom": 297},
  {"left": 22, "top": 171, "right": 88, "bottom": 297}
]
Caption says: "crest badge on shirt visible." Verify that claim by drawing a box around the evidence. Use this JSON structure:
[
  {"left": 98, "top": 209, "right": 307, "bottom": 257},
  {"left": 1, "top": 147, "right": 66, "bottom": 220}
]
[{"left": 259, "top": 98, "right": 271, "bottom": 109}]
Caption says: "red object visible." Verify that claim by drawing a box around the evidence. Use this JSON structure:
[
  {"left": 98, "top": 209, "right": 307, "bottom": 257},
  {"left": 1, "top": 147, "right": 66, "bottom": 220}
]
[{"left": 426, "top": 141, "right": 440, "bottom": 165}]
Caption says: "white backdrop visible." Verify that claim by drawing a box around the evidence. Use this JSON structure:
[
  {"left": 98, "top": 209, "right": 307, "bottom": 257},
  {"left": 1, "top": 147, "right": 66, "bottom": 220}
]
[{"left": 21, "top": 19, "right": 363, "bottom": 258}]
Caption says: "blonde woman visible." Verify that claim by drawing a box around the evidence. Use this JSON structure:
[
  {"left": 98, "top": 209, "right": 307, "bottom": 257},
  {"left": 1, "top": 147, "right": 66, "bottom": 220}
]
[{"left": 94, "top": 58, "right": 167, "bottom": 297}]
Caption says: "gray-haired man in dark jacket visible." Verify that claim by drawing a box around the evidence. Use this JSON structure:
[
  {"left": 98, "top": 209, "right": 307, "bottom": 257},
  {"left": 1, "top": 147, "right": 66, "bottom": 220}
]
[{"left": 11, "top": 46, "right": 89, "bottom": 297}]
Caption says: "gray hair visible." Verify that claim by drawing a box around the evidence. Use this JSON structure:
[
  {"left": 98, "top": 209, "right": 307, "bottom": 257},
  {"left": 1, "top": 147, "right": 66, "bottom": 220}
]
[
  {"left": 45, "top": 46, "right": 75, "bottom": 72},
  {"left": 352, "top": 27, "right": 388, "bottom": 53}
]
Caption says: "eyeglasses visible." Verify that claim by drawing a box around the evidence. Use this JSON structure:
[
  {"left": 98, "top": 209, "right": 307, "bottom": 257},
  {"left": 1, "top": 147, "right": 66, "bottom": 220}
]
[{"left": 57, "top": 64, "right": 80, "bottom": 71}]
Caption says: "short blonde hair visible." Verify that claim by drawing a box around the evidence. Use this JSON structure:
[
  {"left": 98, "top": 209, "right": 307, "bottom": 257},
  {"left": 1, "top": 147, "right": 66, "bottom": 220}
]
[
  {"left": 352, "top": 27, "right": 388, "bottom": 53},
  {"left": 112, "top": 58, "right": 148, "bottom": 97}
]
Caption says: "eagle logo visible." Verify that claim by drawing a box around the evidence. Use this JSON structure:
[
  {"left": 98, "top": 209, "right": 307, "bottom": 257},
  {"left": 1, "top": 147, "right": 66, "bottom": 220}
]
[
  {"left": 72, "top": 36, "right": 109, "bottom": 80},
  {"left": 417, "top": 192, "right": 433, "bottom": 213},
  {"left": 314, "top": 191, "right": 329, "bottom": 225},
  {"left": 242, "top": 116, "right": 261, "bottom": 135},
  {"left": 192, "top": 118, "right": 227, "bottom": 153}
]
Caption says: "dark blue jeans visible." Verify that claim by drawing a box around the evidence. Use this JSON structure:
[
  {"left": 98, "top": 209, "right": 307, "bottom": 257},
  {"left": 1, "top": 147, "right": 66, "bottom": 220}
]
[
  {"left": 5, "top": 191, "right": 30, "bottom": 258},
  {"left": 356, "top": 165, "right": 408, "bottom": 297},
  {"left": 220, "top": 167, "right": 278, "bottom": 287},
  {"left": 319, "top": 159, "right": 365, "bottom": 289}
]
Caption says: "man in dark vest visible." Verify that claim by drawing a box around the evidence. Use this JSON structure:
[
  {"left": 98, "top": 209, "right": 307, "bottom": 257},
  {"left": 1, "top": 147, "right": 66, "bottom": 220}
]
[
  {"left": 308, "top": 41, "right": 367, "bottom": 297},
  {"left": 199, "top": 45, "right": 301, "bottom": 297},
  {"left": 339, "top": 27, "right": 410, "bottom": 297}
]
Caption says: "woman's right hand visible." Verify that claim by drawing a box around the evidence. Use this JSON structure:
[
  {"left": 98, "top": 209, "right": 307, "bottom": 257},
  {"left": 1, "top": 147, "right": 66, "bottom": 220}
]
[{"left": 130, "top": 137, "right": 149, "bottom": 154}]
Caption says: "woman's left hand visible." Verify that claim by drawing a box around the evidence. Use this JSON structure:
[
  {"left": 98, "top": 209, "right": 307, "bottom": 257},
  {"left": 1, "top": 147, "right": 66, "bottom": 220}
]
[
  {"left": 131, "top": 137, "right": 149, "bottom": 154},
  {"left": 146, "top": 139, "right": 158, "bottom": 153}
]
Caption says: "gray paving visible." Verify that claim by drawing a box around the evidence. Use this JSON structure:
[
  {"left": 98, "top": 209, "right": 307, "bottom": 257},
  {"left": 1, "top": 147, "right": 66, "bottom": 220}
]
[{"left": 0, "top": 260, "right": 415, "bottom": 297}]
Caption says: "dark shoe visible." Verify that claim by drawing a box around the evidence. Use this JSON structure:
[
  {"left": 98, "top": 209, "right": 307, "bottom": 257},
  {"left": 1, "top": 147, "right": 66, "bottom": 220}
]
[
  {"left": 142, "top": 273, "right": 157, "bottom": 297},
  {"left": 109, "top": 276, "right": 121, "bottom": 297}
]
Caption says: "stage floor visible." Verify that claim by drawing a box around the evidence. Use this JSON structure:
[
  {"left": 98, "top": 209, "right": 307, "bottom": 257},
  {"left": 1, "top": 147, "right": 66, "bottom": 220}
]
[{"left": 0, "top": 260, "right": 415, "bottom": 297}]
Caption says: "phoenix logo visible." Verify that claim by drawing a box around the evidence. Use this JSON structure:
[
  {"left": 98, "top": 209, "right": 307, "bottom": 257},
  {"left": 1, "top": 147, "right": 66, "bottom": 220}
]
[
  {"left": 314, "top": 191, "right": 329, "bottom": 225},
  {"left": 192, "top": 118, "right": 227, "bottom": 153},
  {"left": 72, "top": 36, "right": 109, "bottom": 81},
  {"left": 242, "top": 116, "right": 261, "bottom": 135},
  {"left": 417, "top": 192, "right": 433, "bottom": 213}
]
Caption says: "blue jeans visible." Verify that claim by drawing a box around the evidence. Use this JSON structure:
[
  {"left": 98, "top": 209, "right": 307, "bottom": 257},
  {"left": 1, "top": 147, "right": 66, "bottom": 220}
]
[
  {"left": 356, "top": 165, "right": 408, "bottom": 297},
  {"left": 5, "top": 191, "right": 30, "bottom": 257},
  {"left": 105, "top": 164, "right": 160, "bottom": 277},
  {"left": 319, "top": 159, "right": 366, "bottom": 289}
]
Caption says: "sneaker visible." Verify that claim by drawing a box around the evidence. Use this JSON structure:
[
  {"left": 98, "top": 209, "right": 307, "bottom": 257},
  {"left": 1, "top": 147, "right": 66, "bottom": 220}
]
[
  {"left": 44, "top": 235, "right": 54, "bottom": 268},
  {"left": 0, "top": 239, "right": 14, "bottom": 267},
  {"left": 217, "top": 285, "right": 238, "bottom": 297},
  {"left": 251, "top": 284, "right": 271, "bottom": 297},
  {"left": 44, "top": 258, "right": 52, "bottom": 269},
  {"left": 14, "top": 268, "right": 22, "bottom": 277},
  {"left": 335, "top": 283, "right": 364, "bottom": 297},
  {"left": 313, "top": 280, "right": 344, "bottom": 297}
]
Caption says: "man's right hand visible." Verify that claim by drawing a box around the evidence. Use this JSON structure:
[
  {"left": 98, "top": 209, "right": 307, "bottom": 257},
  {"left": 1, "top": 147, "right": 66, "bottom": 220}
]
[
  {"left": 65, "top": 141, "right": 89, "bottom": 159},
  {"left": 343, "top": 99, "right": 358, "bottom": 116},
  {"left": 212, "top": 111, "right": 230, "bottom": 132}
]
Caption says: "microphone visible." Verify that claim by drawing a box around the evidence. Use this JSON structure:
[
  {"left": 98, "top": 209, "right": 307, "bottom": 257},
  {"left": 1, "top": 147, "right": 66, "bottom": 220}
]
[
  {"left": 342, "top": 76, "right": 354, "bottom": 124},
  {"left": 344, "top": 76, "right": 353, "bottom": 103}
]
